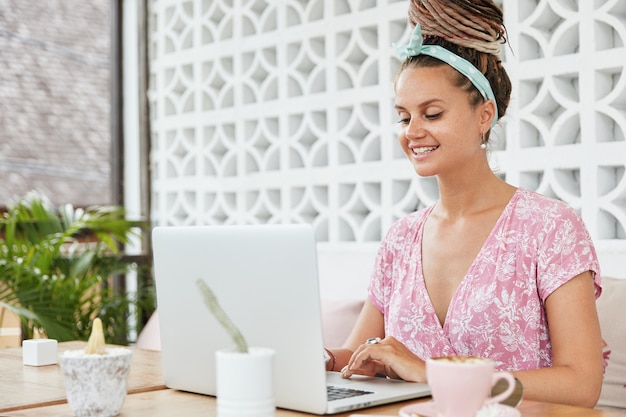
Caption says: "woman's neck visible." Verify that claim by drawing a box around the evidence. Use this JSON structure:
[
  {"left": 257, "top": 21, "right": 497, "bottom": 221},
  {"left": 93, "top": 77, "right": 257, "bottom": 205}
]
[{"left": 434, "top": 172, "right": 516, "bottom": 220}]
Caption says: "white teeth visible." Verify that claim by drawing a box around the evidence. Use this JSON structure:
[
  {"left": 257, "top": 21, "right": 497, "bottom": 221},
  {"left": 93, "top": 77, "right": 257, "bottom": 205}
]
[{"left": 413, "top": 146, "right": 438, "bottom": 155}]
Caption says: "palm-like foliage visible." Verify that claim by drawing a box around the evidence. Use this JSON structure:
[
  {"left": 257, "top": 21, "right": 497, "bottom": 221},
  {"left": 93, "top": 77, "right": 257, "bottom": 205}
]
[{"left": 0, "top": 191, "right": 146, "bottom": 343}]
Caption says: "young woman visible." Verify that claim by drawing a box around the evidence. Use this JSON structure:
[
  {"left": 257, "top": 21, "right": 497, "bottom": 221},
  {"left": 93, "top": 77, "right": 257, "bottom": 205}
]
[{"left": 324, "top": 0, "right": 604, "bottom": 408}]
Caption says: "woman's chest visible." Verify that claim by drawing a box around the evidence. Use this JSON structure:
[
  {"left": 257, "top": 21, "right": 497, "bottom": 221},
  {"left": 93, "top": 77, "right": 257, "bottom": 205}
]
[{"left": 420, "top": 217, "right": 498, "bottom": 323}]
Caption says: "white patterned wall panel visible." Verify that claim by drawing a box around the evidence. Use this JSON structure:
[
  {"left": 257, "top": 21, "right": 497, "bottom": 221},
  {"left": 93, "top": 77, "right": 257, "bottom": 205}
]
[
  {"left": 501, "top": 0, "right": 626, "bottom": 276},
  {"left": 148, "top": 0, "right": 626, "bottom": 276}
]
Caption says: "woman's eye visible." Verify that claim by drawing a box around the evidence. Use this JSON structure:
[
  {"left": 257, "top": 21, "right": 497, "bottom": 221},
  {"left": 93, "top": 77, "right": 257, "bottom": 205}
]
[
  {"left": 425, "top": 112, "right": 442, "bottom": 120},
  {"left": 396, "top": 116, "right": 410, "bottom": 125}
]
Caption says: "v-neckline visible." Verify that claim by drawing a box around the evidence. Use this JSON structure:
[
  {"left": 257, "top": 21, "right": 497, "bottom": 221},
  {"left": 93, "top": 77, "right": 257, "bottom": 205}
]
[{"left": 416, "top": 189, "right": 521, "bottom": 331}]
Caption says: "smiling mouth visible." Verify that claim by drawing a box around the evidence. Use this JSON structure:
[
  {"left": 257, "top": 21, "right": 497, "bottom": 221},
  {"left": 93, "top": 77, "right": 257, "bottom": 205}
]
[{"left": 412, "top": 146, "right": 439, "bottom": 155}]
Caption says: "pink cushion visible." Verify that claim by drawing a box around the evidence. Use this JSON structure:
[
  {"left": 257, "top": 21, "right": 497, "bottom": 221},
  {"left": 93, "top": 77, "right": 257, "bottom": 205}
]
[
  {"left": 596, "top": 277, "right": 626, "bottom": 410},
  {"left": 135, "top": 310, "right": 161, "bottom": 351},
  {"left": 321, "top": 299, "right": 364, "bottom": 348}
]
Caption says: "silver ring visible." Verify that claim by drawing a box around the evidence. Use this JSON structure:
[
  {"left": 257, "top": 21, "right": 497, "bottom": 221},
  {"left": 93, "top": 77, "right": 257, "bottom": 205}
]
[{"left": 365, "top": 337, "right": 381, "bottom": 345}]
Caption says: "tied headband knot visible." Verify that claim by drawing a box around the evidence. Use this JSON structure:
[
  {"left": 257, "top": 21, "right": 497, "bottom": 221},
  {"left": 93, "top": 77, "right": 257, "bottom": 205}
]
[
  {"left": 393, "top": 24, "right": 499, "bottom": 128},
  {"left": 395, "top": 31, "right": 424, "bottom": 61}
]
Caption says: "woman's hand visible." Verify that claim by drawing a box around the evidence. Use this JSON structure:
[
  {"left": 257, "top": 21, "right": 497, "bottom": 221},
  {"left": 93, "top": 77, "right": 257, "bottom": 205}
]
[{"left": 341, "top": 336, "right": 427, "bottom": 382}]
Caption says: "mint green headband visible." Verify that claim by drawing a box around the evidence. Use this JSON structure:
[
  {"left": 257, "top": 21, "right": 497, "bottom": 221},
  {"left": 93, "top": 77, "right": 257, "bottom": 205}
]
[{"left": 394, "top": 24, "right": 498, "bottom": 128}]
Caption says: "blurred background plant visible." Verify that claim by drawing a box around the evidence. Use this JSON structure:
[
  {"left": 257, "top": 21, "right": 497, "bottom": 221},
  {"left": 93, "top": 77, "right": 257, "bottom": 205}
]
[{"left": 0, "top": 191, "right": 154, "bottom": 344}]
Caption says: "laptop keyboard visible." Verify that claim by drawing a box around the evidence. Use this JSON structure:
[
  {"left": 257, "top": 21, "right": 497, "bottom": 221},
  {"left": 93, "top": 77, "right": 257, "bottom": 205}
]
[{"left": 327, "top": 385, "right": 373, "bottom": 401}]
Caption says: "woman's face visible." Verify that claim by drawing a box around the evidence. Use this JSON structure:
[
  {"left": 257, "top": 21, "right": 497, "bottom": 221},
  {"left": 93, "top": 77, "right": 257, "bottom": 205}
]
[{"left": 394, "top": 65, "right": 491, "bottom": 179}]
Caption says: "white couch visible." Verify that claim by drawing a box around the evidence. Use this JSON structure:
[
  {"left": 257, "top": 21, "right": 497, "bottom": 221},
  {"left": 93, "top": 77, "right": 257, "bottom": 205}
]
[{"left": 596, "top": 276, "right": 626, "bottom": 410}]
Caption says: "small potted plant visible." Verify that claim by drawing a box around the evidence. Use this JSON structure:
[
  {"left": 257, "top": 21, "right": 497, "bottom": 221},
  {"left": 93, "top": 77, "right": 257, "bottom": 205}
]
[
  {"left": 59, "top": 318, "right": 133, "bottom": 417},
  {"left": 196, "top": 279, "right": 275, "bottom": 417}
]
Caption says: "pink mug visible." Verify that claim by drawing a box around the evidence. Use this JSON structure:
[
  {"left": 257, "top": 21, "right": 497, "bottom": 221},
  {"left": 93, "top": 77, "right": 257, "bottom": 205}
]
[{"left": 426, "top": 356, "right": 516, "bottom": 417}]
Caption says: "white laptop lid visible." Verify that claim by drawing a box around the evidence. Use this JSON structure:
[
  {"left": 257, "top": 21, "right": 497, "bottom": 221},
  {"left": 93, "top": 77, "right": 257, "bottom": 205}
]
[{"left": 152, "top": 224, "right": 430, "bottom": 415}]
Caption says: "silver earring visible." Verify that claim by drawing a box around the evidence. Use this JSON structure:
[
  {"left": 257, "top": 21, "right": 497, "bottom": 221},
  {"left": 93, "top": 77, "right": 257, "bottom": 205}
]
[{"left": 480, "top": 132, "right": 487, "bottom": 149}]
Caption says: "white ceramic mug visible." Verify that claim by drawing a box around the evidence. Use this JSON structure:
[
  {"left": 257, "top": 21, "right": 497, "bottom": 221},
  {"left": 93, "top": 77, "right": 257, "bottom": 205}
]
[
  {"left": 426, "top": 356, "right": 516, "bottom": 417},
  {"left": 215, "top": 347, "right": 275, "bottom": 417}
]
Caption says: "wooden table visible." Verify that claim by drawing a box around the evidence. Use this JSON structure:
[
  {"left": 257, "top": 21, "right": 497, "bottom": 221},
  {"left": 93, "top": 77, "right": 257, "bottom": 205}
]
[
  {"left": 0, "top": 341, "right": 165, "bottom": 413},
  {"left": 2, "top": 389, "right": 625, "bottom": 417},
  {"left": 1, "top": 342, "right": 624, "bottom": 416}
]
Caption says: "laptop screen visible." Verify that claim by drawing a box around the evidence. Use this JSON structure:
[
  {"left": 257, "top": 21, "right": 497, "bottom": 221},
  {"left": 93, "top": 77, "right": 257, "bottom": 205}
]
[{"left": 152, "top": 224, "right": 330, "bottom": 413}]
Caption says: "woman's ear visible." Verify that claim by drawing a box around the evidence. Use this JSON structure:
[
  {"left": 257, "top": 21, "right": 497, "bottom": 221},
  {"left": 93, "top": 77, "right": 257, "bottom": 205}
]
[{"left": 479, "top": 99, "right": 497, "bottom": 130}]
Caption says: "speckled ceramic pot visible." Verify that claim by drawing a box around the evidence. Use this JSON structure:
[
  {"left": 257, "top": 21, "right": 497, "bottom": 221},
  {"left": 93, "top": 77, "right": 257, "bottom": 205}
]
[{"left": 59, "top": 348, "right": 132, "bottom": 417}]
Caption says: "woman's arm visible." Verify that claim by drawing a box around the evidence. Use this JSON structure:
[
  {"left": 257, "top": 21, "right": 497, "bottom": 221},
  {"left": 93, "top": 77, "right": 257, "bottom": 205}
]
[
  {"left": 513, "top": 271, "right": 604, "bottom": 408},
  {"left": 324, "top": 300, "right": 383, "bottom": 371},
  {"left": 342, "top": 300, "right": 385, "bottom": 351},
  {"left": 327, "top": 300, "right": 427, "bottom": 382}
]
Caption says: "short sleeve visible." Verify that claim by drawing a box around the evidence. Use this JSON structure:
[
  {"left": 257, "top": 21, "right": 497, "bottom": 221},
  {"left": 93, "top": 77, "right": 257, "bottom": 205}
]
[
  {"left": 368, "top": 223, "right": 397, "bottom": 314},
  {"left": 367, "top": 210, "right": 428, "bottom": 315},
  {"left": 535, "top": 202, "right": 601, "bottom": 301}
]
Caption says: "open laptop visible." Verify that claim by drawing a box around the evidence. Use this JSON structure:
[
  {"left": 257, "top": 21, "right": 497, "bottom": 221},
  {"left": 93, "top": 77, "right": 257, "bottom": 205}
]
[{"left": 151, "top": 224, "right": 430, "bottom": 414}]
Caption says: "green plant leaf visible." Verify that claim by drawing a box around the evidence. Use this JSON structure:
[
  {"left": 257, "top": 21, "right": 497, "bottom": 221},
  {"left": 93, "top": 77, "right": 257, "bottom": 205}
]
[
  {"left": 0, "top": 191, "right": 150, "bottom": 343},
  {"left": 196, "top": 278, "right": 248, "bottom": 353}
]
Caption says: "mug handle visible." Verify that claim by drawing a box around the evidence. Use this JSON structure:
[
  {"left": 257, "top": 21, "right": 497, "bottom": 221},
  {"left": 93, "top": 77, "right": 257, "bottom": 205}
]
[{"left": 486, "top": 371, "right": 516, "bottom": 405}]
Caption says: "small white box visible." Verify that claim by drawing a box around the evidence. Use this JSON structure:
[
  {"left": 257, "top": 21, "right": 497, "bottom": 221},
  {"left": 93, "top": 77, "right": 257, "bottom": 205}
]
[{"left": 22, "top": 339, "right": 58, "bottom": 366}]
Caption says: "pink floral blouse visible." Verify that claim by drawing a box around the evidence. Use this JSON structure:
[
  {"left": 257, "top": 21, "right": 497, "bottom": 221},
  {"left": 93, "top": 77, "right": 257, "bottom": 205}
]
[{"left": 369, "top": 188, "right": 601, "bottom": 371}]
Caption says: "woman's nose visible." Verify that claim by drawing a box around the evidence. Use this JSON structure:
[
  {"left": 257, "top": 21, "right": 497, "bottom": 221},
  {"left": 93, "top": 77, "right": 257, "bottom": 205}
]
[{"left": 405, "top": 119, "right": 425, "bottom": 139}]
